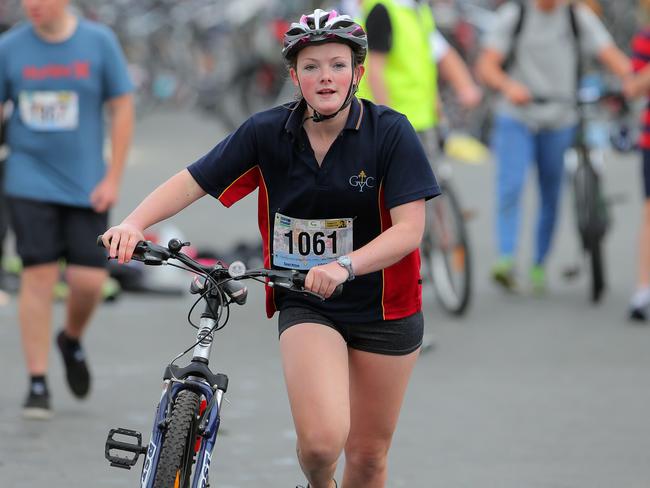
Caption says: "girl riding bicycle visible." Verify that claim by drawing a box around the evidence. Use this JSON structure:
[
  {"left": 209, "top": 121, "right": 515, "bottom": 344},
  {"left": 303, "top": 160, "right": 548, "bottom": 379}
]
[{"left": 102, "top": 9, "right": 439, "bottom": 488}]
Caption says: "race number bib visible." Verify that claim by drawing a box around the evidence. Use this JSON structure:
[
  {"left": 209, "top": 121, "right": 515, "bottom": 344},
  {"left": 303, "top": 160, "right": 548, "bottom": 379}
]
[
  {"left": 19, "top": 91, "right": 79, "bottom": 131},
  {"left": 272, "top": 213, "right": 353, "bottom": 270}
]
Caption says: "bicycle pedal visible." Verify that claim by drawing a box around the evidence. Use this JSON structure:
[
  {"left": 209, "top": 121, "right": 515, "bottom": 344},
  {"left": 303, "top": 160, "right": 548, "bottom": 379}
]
[{"left": 105, "top": 428, "right": 148, "bottom": 469}]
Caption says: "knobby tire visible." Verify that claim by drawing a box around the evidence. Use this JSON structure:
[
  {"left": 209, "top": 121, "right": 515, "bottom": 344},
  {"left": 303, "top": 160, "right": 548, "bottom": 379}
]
[{"left": 152, "top": 390, "right": 201, "bottom": 488}]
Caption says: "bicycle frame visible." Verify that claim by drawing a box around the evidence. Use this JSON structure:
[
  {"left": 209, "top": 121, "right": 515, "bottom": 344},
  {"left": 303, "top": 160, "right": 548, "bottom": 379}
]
[{"left": 140, "top": 314, "right": 227, "bottom": 488}]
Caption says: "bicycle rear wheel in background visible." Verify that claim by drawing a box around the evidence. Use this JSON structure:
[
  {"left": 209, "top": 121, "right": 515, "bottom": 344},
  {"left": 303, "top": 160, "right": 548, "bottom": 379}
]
[
  {"left": 421, "top": 183, "right": 472, "bottom": 315},
  {"left": 152, "top": 390, "right": 201, "bottom": 488},
  {"left": 572, "top": 148, "right": 608, "bottom": 303}
]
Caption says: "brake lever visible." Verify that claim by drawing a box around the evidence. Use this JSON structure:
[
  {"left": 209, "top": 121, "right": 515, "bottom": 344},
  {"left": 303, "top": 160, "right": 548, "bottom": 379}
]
[
  {"left": 269, "top": 280, "right": 328, "bottom": 300},
  {"left": 96, "top": 235, "right": 169, "bottom": 265},
  {"left": 268, "top": 272, "right": 343, "bottom": 301}
]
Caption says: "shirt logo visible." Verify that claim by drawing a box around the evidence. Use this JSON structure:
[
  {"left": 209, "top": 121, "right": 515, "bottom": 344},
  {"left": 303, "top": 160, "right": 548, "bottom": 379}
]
[
  {"left": 349, "top": 170, "right": 375, "bottom": 193},
  {"left": 23, "top": 61, "right": 91, "bottom": 80}
]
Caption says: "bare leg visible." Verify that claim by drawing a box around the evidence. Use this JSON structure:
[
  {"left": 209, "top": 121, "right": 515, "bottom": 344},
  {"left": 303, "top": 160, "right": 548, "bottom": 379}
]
[
  {"left": 280, "top": 324, "right": 349, "bottom": 488},
  {"left": 19, "top": 263, "right": 59, "bottom": 374},
  {"left": 342, "top": 348, "right": 419, "bottom": 488},
  {"left": 63, "top": 265, "right": 107, "bottom": 338}
]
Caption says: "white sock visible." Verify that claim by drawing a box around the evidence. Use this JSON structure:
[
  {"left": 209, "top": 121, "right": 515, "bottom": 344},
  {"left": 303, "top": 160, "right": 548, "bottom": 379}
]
[{"left": 630, "top": 287, "right": 650, "bottom": 308}]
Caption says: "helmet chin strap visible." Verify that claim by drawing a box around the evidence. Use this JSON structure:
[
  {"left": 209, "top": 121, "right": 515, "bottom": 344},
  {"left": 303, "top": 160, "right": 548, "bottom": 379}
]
[{"left": 300, "top": 54, "right": 358, "bottom": 124}]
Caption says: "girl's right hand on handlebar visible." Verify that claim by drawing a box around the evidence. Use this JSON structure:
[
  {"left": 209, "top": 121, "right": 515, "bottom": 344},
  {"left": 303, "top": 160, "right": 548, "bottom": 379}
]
[{"left": 101, "top": 223, "right": 145, "bottom": 264}]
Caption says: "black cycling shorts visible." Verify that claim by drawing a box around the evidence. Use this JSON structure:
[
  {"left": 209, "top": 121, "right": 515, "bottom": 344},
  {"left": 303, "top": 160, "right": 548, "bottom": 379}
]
[
  {"left": 7, "top": 196, "right": 108, "bottom": 268},
  {"left": 278, "top": 306, "right": 424, "bottom": 356}
]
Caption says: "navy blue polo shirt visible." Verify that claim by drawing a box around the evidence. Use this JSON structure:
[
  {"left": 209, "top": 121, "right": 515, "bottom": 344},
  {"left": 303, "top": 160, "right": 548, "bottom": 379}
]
[{"left": 187, "top": 97, "right": 440, "bottom": 323}]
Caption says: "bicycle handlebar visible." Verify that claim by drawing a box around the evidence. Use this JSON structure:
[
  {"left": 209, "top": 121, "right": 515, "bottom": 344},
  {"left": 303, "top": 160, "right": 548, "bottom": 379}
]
[
  {"left": 531, "top": 91, "right": 628, "bottom": 110},
  {"left": 96, "top": 235, "right": 343, "bottom": 301}
]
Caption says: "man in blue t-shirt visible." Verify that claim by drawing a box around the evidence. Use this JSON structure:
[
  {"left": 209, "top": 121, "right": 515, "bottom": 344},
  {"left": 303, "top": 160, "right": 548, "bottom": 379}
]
[{"left": 0, "top": 0, "right": 134, "bottom": 419}]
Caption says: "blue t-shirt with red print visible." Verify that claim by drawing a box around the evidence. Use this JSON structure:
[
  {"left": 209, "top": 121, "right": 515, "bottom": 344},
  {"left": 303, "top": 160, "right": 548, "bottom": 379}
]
[
  {"left": 188, "top": 97, "right": 440, "bottom": 323},
  {"left": 0, "top": 18, "right": 133, "bottom": 207}
]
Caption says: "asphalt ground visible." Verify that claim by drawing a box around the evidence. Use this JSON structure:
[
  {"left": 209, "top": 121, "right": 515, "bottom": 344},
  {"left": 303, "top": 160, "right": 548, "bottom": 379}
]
[{"left": 1, "top": 108, "right": 649, "bottom": 488}]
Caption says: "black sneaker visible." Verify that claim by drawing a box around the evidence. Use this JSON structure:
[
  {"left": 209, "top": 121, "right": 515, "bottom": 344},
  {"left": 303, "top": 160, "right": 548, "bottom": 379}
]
[
  {"left": 23, "top": 388, "right": 52, "bottom": 420},
  {"left": 56, "top": 331, "right": 90, "bottom": 398},
  {"left": 629, "top": 306, "right": 647, "bottom": 322}
]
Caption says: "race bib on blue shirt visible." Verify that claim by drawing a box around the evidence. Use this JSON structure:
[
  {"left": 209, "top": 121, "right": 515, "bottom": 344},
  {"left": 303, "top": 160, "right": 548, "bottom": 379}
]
[{"left": 19, "top": 91, "right": 79, "bottom": 131}]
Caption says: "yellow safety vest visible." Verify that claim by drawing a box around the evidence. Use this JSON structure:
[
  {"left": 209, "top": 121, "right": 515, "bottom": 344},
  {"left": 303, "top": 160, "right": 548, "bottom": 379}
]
[{"left": 356, "top": 0, "right": 438, "bottom": 130}]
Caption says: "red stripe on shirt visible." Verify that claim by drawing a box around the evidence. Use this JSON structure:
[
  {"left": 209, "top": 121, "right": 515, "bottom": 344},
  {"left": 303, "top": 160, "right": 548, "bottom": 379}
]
[
  {"left": 640, "top": 132, "right": 650, "bottom": 150},
  {"left": 217, "top": 166, "right": 260, "bottom": 208},
  {"left": 254, "top": 173, "right": 277, "bottom": 319},
  {"left": 215, "top": 166, "right": 275, "bottom": 317},
  {"left": 378, "top": 183, "right": 422, "bottom": 320},
  {"left": 632, "top": 30, "right": 650, "bottom": 149}
]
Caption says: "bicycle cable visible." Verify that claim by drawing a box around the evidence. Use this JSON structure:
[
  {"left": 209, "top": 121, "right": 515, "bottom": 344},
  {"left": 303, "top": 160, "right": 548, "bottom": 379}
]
[{"left": 161, "top": 262, "right": 231, "bottom": 373}]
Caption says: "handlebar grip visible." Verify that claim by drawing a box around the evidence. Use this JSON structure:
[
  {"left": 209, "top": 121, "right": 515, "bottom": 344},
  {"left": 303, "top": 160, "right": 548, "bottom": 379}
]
[
  {"left": 290, "top": 272, "right": 343, "bottom": 299},
  {"left": 96, "top": 234, "right": 149, "bottom": 258}
]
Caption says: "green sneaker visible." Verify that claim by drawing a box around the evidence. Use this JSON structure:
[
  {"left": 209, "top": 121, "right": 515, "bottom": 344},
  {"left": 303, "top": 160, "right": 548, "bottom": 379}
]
[
  {"left": 491, "top": 258, "right": 517, "bottom": 292},
  {"left": 530, "top": 265, "right": 546, "bottom": 294}
]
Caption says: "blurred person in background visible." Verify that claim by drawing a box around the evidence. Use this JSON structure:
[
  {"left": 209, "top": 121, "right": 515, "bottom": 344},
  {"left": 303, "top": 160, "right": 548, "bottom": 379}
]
[
  {"left": 623, "top": 0, "right": 650, "bottom": 321},
  {"left": 0, "top": 17, "right": 10, "bottom": 306},
  {"left": 354, "top": 0, "right": 482, "bottom": 138},
  {"left": 475, "top": 0, "right": 630, "bottom": 293},
  {"left": 0, "top": 0, "right": 134, "bottom": 419},
  {"left": 349, "top": 0, "right": 481, "bottom": 348},
  {"left": 101, "top": 9, "right": 439, "bottom": 488}
]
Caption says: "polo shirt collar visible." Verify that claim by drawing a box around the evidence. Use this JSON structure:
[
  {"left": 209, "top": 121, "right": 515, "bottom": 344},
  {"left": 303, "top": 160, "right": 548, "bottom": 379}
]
[{"left": 284, "top": 97, "right": 364, "bottom": 139}]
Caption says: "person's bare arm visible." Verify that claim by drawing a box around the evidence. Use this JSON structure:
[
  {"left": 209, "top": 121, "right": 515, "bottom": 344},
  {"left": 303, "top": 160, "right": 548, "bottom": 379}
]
[
  {"left": 365, "top": 51, "right": 391, "bottom": 106},
  {"left": 438, "top": 47, "right": 482, "bottom": 108},
  {"left": 305, "top": 199, "right": 426, "bottom": 297},
  {"left": 475, "top": 47, "right": 531, "bottom": 105},
  {"left": 350, "top": 198, "right": 426, "bottom": 274},
  {"left": 90, "top": 93, "right": 135, "bottom": 212},
  {"left": 624, "top": 62, "right": 650, "bottom": 98},
  {"left": 101, "top": 169, "right": 207, "bottom": 263},
  {"left": 598, "top": 44, "right": 632, "bottom": 79}
]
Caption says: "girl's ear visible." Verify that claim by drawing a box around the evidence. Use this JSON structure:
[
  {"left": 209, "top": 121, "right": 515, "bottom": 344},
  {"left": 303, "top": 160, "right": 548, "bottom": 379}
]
[
  {"left": 289, "top": 67, "right": 299, "bottom": 87},
  {"left": 354, "top": 64, "right": 365, "bottom": 85}
]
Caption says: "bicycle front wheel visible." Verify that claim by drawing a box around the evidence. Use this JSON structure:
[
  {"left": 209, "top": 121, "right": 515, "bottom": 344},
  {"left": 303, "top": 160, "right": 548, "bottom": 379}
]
[
  {"left": 152, "top": 390, "right": 201, "bottom": 488},
  {"left": 422, "top": 183, "right": 472, "bottom": 315},
  {"left": 588, "top": 240, "right": 605, "bottom": 303},
  {"left": 572, "top": 149, "right": 608, "bottom": 303}
]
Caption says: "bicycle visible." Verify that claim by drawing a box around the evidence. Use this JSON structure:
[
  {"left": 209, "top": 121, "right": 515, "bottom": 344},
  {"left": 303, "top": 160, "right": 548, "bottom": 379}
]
[
  {"left": 419, "top": 127, "right": 478, "bottom": 316},
  {"left": 538, "top": 89, "right": 631, "bottom": 302},
  {"left": 98, "top": 235, "right": 341, "bottom": 487}
]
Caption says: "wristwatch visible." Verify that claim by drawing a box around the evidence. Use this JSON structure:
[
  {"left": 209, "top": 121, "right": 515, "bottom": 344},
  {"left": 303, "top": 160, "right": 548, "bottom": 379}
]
[{"left": 336, "top": 255, "right": 355, "bottom": 281}]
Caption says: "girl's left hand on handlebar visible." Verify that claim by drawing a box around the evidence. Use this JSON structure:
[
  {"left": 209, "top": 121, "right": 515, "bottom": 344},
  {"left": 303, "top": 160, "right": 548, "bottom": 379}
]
[
  {"left": 101, "top": 223, "right": 145, "bottom": 264},
  {"left": 305, "top": 262, "right": 348, "bottom": 298}
]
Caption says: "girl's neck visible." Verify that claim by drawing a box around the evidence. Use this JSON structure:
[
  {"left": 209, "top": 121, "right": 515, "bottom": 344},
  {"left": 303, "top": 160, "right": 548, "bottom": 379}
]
[{"left": 303, "top": 104, "right": 350, "bottom": 138}]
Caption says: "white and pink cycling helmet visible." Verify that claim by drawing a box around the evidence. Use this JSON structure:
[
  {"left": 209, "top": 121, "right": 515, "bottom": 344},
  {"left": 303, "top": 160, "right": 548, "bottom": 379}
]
[{"left": 282, "top": 9, "right": 367, "bottom": 64}]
